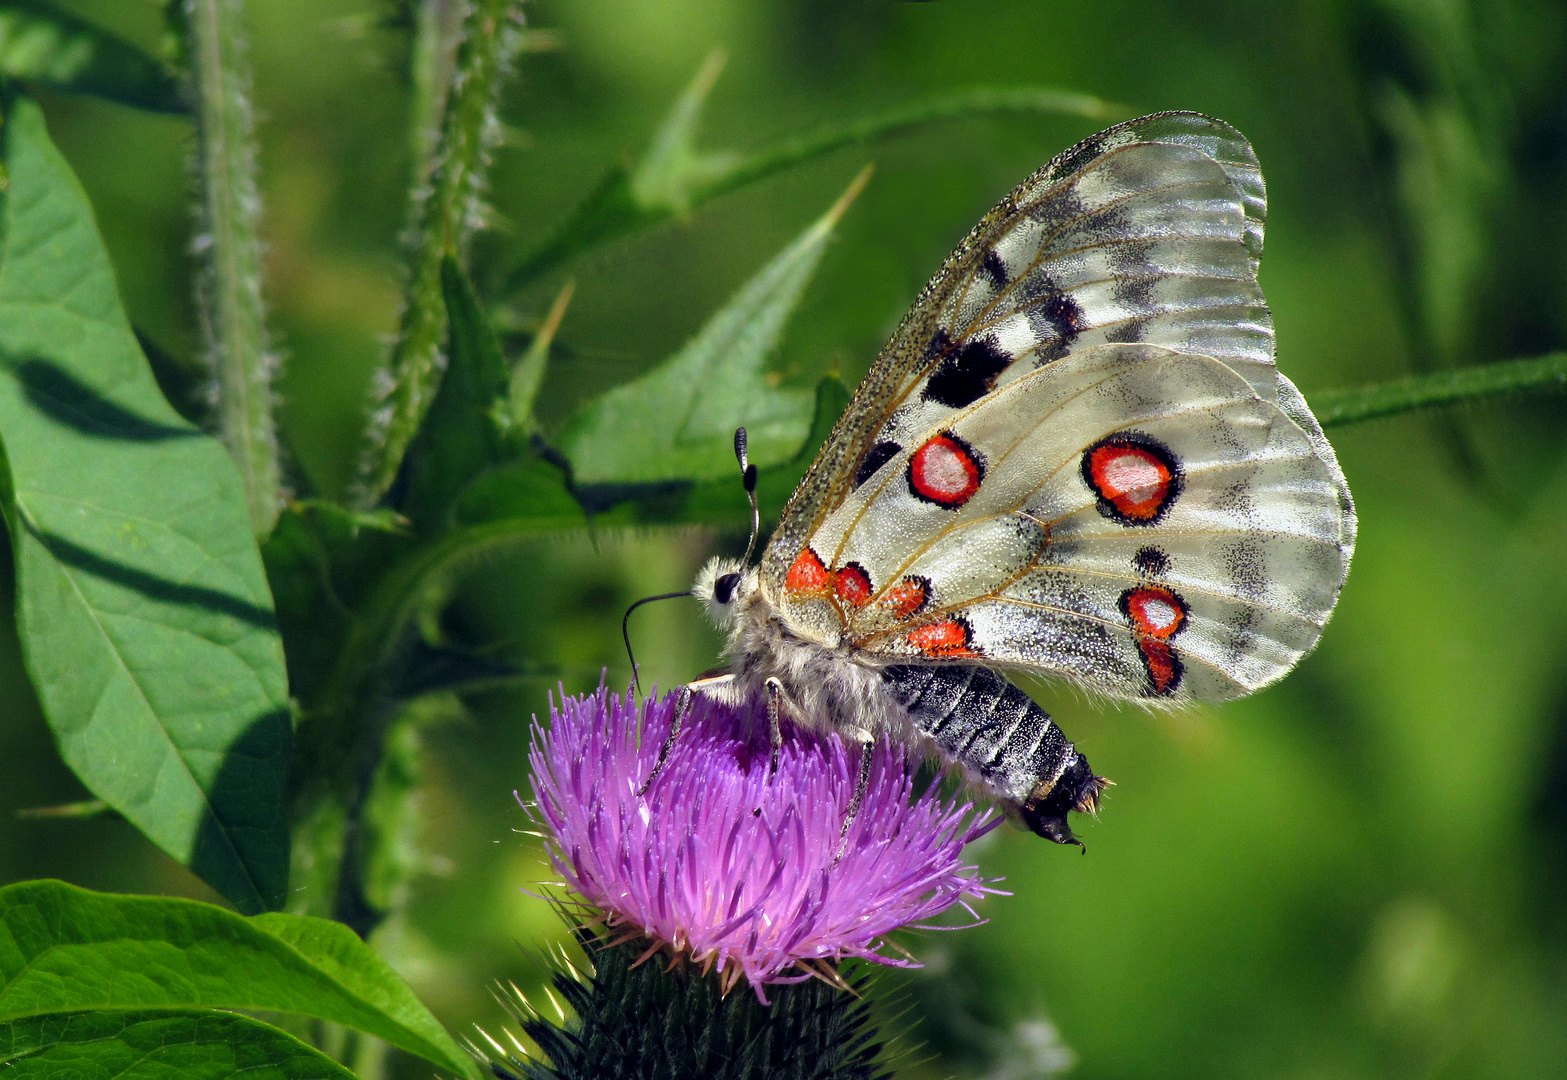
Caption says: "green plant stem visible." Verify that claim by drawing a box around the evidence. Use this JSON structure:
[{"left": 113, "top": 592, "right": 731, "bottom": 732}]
[
  {"left": 504, "top": 85, "right": 1125, "bottom": 293},
  {"left": 1312, "top": 352, "right": 1567, "bottom": 427},
  {"left": 406, "top": 0, "right": 464, "bottom": 192},
  {"left": 356, "top": 0, "right": 522, "bottom": 507},
  {"left": 185, "top": 0, "right": 279, "bottom": 535}
]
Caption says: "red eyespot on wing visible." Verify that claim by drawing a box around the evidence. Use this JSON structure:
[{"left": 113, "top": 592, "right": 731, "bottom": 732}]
[
  {"left": 1120, "top": 585, "right": 1187, "bottom": 640},
  {"left": 906, "top": 618, "right": 977, "bottom": 657},
  {"left": 908, "top": 432, "right": 984, "bottom": 508},
  {"left": 879, "top": 575, "right": 931, "bottom": 619},
  {"left": 1120, "top": 585, "right": 1188, "bottom": 695},
  {"left": 785, "top": 547, "right": 830, "bottom": 594},
  {"left": 1083, "top": 434, "right": 1182, "bottom": 525},
  {"left": 1138, "top": 639, "right": 1183, "bottom": 696},
  {"left": 833, "top": 563, "right": 873, "bottom": 607}
]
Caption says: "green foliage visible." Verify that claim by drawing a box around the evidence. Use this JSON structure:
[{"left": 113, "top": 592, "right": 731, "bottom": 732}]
[
  {"left": 0, "top": 3, "right": 1564, "bottom": 1076},
  {"left": 359, "top": 0, "right": 525, "bottom": 506},
  {"left": 0, "top": 0, "right": 182, "bottom": 113},
  {"left": 504, "top": 64, "right": 1124, "bottom": 292},
  {"left": 0, "top": 1010, "right": 356, "bottom": 1078},
  {"left": 398, "top": 257, "right": 512, "bottom": 533},
  {"left": 480, "top": 933, "right": 888, "bottom": 1080},
  {"left": 0, "top": 880, "right": 479, "bottom": 1079},
  {"left": 0, "top": 96, "right": 289, "bottom": 915},
  {"left": 557, "top": 168, "right": 868, "bottom": 486}
]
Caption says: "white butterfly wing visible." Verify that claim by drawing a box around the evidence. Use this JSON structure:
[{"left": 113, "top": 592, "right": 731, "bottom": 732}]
[
  {"left": 760, "top": 113, "right": 1354, "bottom": 703},
  {"left": 762, "top": 112, "right": 1279, "bottom": 594},
  {"left": 777, "top": 345, "right": 1344, "bottom": 701}
]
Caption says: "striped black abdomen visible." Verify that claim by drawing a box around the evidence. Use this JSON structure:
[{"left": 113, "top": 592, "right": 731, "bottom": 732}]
[{"left": 881, "top": 663, "right": 1107, "bottom": 846}]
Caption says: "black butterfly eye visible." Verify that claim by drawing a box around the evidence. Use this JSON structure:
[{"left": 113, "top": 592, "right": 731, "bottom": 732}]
[{"left": 714, "top": 573, "right": 741, "bottom": 605}]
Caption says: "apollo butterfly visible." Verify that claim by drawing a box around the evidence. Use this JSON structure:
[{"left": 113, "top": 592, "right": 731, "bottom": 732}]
[{"left": 660, "top": 112, "right": 1357, "bottom": 848}]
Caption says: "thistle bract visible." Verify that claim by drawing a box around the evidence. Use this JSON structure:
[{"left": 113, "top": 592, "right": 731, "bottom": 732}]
[{"left": 528, "top": 687, "right": 1002, "bottom": 999}]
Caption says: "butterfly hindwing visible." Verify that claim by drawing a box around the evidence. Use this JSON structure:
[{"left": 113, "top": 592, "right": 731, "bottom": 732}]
[{"left": 777, "top": 344, "right": 1345, "bottom": 701}]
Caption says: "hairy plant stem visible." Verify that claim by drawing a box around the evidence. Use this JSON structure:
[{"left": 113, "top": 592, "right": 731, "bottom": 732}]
[
  {"left": 355, "top": 0, "right": 523, "bottom": 507},
  {"left": 1313, "top": 352, "right": 1567, "bottom": 428},
  {"left": 184, "top": 0, "right": 279, "bottom": 534}
]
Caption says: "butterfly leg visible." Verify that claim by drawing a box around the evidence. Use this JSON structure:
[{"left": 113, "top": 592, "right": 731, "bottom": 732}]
[
  {"left": 833, "top": 740, "right": 875, "bottom": 863},
  {"left": 764, "top": 677, "right": 785, "bottom": 777},
  {"left": 637, "top": 673, "right": 735, "bottom": 797}
]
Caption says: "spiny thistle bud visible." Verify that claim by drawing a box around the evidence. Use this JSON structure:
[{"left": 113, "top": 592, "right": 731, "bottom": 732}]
[{"left": 473, "top": 687, "right": 1004, "bottom": 1079}]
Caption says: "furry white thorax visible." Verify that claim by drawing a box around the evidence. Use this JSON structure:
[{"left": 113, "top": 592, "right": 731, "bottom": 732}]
[{"left": 691, "top": 556, "right": 915, "bottom": 744}]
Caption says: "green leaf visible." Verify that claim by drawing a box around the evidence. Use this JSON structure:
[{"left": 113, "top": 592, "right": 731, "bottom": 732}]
[
  {"left": 0, "top": 97, "right": 290, "bottom": 913},
  {"left": 627, "top": 48, "right": 738, "bottom": 215},
  {"left": 0, "top": 1010, "right": 357, "bottom": 1078},
  {"left": 557, "top": 168, "right": 869, "bottom": 486},
  {"left": 506, "top": 80, "right": 1124, "bottom": 290},
  {"left": 1311, "top": 352, "right": 1567, "bottom": 428},
  {"left": 398, "top": 257, "right": 512, "bottom": 532},
  {"left": 508, "top": 279, "right": 574, "bottom": 435},
  {"left": 0, "top": 880, "right": 481, "bottom": 1080},
  {"left": 580, "top": 370, "right": 848, "bottom": 526},
  {"left": 0, "top": 1, "right": 184, "bottom": 114},
  {"left": 452, "top": 456, "right": 585, "bottom": 529},
  {"left": 262, "top": 500, "right": 412, "bottom": 709}
]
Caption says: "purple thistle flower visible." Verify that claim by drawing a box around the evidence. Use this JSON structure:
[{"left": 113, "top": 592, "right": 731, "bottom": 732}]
[{"left": 528, "top": 686, "right": 1003, "bottom": 1000}]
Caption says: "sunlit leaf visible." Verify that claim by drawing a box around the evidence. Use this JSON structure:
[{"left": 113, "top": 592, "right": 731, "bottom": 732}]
[
  {"left": 0, "top": 1010, "right": 356, "bottom": 1078},
  {"left": 0, "top": 880, "right": 481, "bottom": 1080},
  {"left": 580, "top": 370, "right": 850, "bottom": 528},
  {"left": 0, "top": 98, "right": 290, "bottom": 913},
  {"left": 0, "top": 1, "right": 183, "bottom": 113},
  {"left": 558, "top": 168, "right": 869, "bottom": 486}
]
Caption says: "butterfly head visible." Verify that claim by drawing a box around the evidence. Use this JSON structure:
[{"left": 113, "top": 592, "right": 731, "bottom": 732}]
[{"left": 694, "top": 556, "right": 757, "bottom": 627}]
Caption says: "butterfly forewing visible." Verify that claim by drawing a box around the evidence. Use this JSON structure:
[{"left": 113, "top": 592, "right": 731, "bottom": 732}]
[
  {"left": 759, "top": 111, "right": 1352, "bottom": 710},
  {"left": 779, "top": 344, "right": 1344, "bottom": 701},
  {"left": 762, "top": 113, "right": 1278, "bottom": 594}
]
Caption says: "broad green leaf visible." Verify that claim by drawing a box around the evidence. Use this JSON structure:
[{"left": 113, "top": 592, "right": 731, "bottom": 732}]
[
  {"left": 0, "top": 880, "right": 481, "bottom": 1080},
  {"left": 558, "top": 169, "right": 869, "bottom": 486},
  {"left": 0, "top": 97, "right": 290, "bottom": 913},
  {"left": 398, "top": 257, "right": 511, "bottom": 532},
  {"left": 0, "top": 1010, "right": 356, "bottom": 1078},
  {"left": 506, "top": 80, "right": 1123, "bottom": 290},
  {"left": 0, "top": 2, "right": 184, "bottom": 114}
]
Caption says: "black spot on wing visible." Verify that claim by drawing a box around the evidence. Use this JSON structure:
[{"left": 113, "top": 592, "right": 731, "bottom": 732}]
[
  {"left": 854, "top": 440, "right": 903, "bottom": 488},
  {"left": 1134, "top": 546, "right": 1170, "bottom": 576},
  {"left": 923, "top": 337, "right": 1014, "bottom": 408},
  {"left": 979, "top": 249, "right": 1009, "bottom": 289},
  {"left": 1026, "top": 289, "right": 1084, "bottom": 363}
]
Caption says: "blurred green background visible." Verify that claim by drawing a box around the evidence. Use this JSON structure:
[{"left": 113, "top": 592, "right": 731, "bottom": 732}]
[{"left": 4, "top": 0, "right": 1567, "bottom": 1077}]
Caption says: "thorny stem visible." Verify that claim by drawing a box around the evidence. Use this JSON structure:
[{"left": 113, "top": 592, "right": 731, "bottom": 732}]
[
  {"left": 354, "top": 0, "right": 524, "bottom": 507},
  {"left": 185, "top": 0, "right": 279, "bottom": 534}
]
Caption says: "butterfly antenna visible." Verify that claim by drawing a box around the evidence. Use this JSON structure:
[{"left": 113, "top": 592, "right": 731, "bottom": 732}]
[
  {"left": 622, "top": 590, "right": 693, "bottom": 695},
  {"left": 735, "top": 427, "right": 760, "bottom": 565}
]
